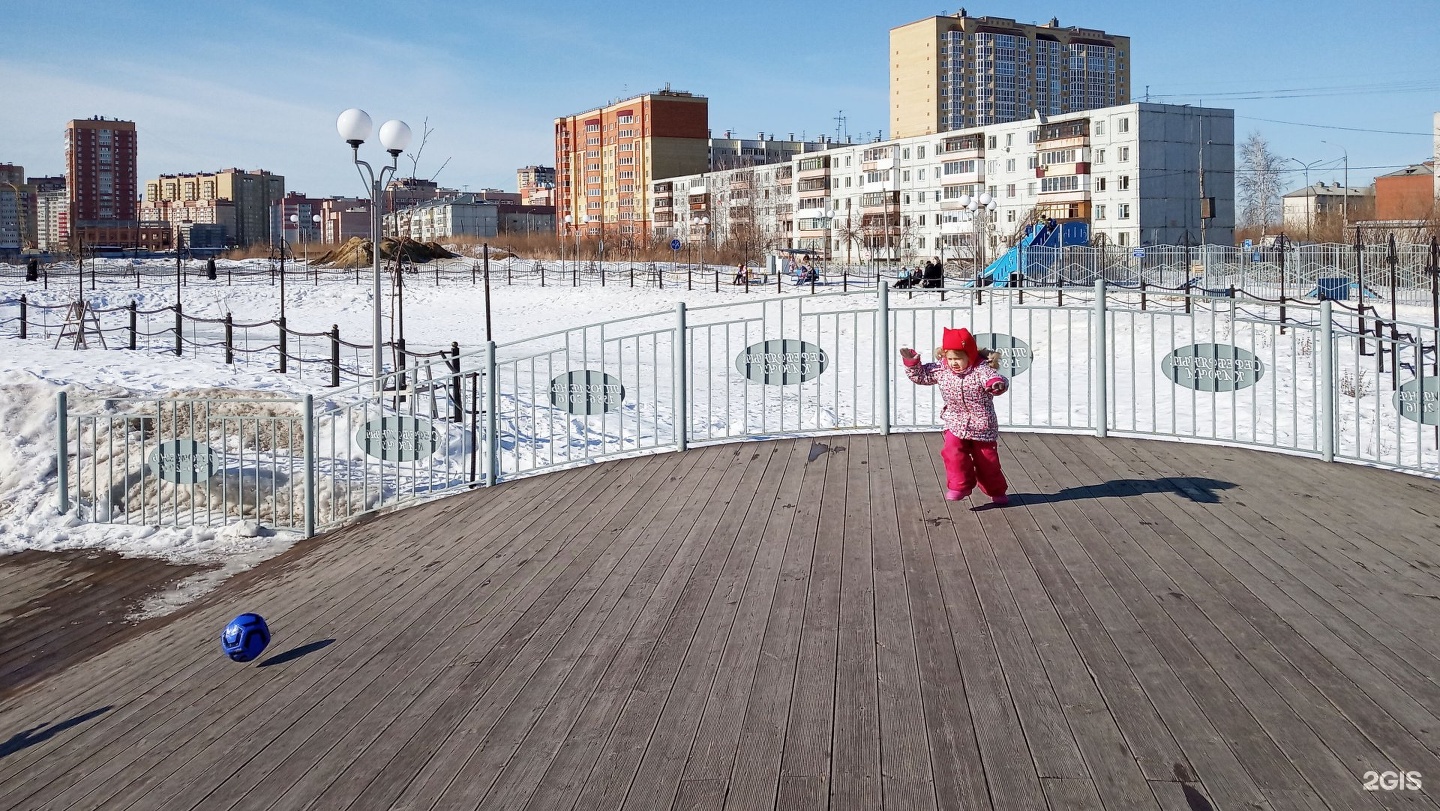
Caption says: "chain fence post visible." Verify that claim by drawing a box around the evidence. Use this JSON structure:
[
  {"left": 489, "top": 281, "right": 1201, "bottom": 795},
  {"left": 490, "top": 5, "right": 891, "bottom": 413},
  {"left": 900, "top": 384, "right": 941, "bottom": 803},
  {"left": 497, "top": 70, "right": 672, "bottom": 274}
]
[
  {"left": 56, "top": 390, "right": 69, "bottom": 515},
  {"left": 1320, "top": 299, "right": 1335, "bottom": 462},
  {"left": 174, "top": 303, "right": 183, "bottom": 356},
  {"left": 675, "top": 302, "right": 687, "bottom": 452},
  {"left": 484, "top": 340, "right": 498, "bottom": 486},
  {"left": 303, "top": 393, "right": 315, "bottom": 538},
  {"left": 877, "top": 281, "right": 891, "bottom": 435},
  {"left": 330, "top": 325, "right": 340, "bottom": 387},
  {"left": 1095, "top": 278, "right": 1108, "bottom": 438}
]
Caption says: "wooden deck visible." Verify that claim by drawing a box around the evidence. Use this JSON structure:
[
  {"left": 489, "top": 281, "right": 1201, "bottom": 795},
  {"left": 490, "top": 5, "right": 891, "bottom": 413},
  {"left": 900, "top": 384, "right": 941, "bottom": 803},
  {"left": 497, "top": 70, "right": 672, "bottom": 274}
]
[{"left": 2, "top": 432, "right": 1440, "bottom": 810}]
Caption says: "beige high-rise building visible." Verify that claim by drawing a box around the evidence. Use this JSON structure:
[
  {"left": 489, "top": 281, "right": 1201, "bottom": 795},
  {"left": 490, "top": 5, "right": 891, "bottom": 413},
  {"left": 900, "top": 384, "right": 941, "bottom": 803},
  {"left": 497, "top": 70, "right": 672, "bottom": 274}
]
[
  {"left": 144, "top": 168, "right": 284, "bottom": 246},
  {"left": 890, "top": 10, "right": 1129, "bottom": 139}
]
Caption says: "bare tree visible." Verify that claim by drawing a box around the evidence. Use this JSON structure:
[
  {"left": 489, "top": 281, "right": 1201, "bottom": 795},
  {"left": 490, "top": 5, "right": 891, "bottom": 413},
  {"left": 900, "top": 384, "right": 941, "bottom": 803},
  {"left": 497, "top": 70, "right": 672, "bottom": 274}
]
[
  {"left": 1237, "top": 131, "right": 1284, "bottom": 234},
  {"left": 405, "top": 117, "right": 453, "bottom": 182}
]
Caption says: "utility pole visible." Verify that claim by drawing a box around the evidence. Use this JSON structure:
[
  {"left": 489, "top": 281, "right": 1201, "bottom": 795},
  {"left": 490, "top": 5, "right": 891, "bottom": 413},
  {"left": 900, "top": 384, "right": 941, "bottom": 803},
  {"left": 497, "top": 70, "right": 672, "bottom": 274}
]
[{"left": 1198, "top": 140, "right": 1207, "bottom": 247}]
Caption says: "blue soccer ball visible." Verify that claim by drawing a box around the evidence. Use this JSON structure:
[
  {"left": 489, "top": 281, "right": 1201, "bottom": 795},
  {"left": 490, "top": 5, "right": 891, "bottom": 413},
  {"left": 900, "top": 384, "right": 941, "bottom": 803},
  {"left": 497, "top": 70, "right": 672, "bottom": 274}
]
[{"left": 221, "top": 613, "right": 270, "bottom": 662}]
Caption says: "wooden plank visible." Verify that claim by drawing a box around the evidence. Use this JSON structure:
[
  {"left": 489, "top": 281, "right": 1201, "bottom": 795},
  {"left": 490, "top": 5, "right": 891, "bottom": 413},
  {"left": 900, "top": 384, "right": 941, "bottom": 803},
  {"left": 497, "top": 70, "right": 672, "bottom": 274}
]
[
  {"left": 991, "top": 438, "right": 1162, "bottom": 810},
  {"left": 910, "top": 435, "right": 1047, "bottom": 810},
  {"left": 520, "top": 444, "right": 783, "bottom": 811},
  {"left": 475, "top": 446, "right": 750, "bottom": 810},
  {"left": 675, "top": 438, "right": 811, "bottom": 791},
  {"left": 1026, "top": 437, "right": 1397, "bottom": 809},
  {"left": 829, "top": 435, "right": 882, "bottom": 809},
  {"left": 319, "top": 451, "right": 696, "bottom": 811},
  {"left": 927, "top": 438, "right": 1089, "bottom": 783},
  {"left": 579, "top": 440, "right": 803, "bottom": 809},
  {"left": 724, "top": 439, "right": 831, "bottom": 810},
  {"left": 894, "top": 433, "right": 990, "bottom": 811},
  {"left": 1, "top": 473, "right": 574, "bottom": 811},
  {"left": 673, "top": 778, "right": 727, "bottom": 811},
  {"left": 1053, "top": 437, "right": 1437, "bottom": 810},
  {"left": 1040, "top": 777, "right": 1104, "bottom": 811},
  {"left": 427, "top": 445, "right": 733, "bottom": 809},
  {"left": 34, "top": 459, "right": 635, "bottom": 811},
  {"left": 854, "top": 434, "right": 936, "bottom": 811}
]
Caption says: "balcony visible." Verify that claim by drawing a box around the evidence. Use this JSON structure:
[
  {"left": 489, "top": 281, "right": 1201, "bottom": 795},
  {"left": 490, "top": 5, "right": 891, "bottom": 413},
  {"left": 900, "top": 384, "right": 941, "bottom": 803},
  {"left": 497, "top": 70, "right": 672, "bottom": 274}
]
[
  {"left": 1039, "top": 134, "right": 1090, "bottom": 150},
  {"left": 689, "top": 185, "right": 707, "bottom": 196},
  {"left": 654, "top": 198, "right": 672, "bottom": 211},
  {"left": 796, "top": 178, "right": 830, "bottom": 193},
  {"left": 729, "top": 206, "right": 752, "bottom": 221}
]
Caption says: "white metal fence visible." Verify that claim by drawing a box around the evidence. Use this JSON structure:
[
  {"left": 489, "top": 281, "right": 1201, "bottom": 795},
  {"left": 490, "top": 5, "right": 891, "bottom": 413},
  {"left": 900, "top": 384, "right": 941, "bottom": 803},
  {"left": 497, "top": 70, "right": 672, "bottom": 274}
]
[{"left": 59, "top": 282, "right": 1440, "bottom": 535}]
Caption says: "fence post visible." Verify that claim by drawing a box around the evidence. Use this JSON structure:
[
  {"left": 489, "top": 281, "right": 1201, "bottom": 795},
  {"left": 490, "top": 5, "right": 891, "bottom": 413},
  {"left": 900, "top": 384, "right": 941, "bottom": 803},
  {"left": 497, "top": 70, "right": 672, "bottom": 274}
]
[
  {"left": 1094, "top": 278, "right": 1108, "bottom": 439},
  {"left": 1320, "top": 299, "right": 1334, "bottom": 462},
  {"left": 484, "top": 340, "right": 498, "bottom": 486},
  {"left": 330, "top": 325, "right": 340, "bottom": 387},
  {"left": 174, "top": 303, "right": 183, "bottom": 356},
  {"left": 675, "top": 302, "right": 687, "bottom": 452},
  {"left": 18, "top": 294, "right": 26, "bottom": 339},
  {"left": 302, "top": 393, "right": 315, "bottom": 538},
  {"left": 1139, "top": 279, "right": 1146, "bottom": 311},
  {"left": 877, "top": 281, "right": 891, "bottom": 435},
  {"left": 396, "top": 338, "right": 408, "bottom": 394},
  {"left": 224, "top": 313, "right": 234, "bottom": 364},
  {"left": 450, "top": 341, "right": 462, "bottom": 422},
  {"left": 278, "top": 316, "right": 288, "bottom": 373},
  {"left": 56, "top": 391, "right": 69, "bottom": 515},
  {"left": 128, "top": 301, "right": 137, "bottom": 349}
]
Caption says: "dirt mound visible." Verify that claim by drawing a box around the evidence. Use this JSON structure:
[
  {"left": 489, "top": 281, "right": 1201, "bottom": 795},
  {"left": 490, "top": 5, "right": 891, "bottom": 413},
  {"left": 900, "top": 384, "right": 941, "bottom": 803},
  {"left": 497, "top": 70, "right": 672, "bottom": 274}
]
[{"left": 314, "top": 236, "right": 457, "bottom": 267}]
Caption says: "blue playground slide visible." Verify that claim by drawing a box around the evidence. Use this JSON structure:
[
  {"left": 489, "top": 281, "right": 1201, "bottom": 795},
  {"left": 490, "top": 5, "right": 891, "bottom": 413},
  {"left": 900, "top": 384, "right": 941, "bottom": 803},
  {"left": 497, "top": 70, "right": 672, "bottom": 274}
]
[{"left": 968, "top": 220, "right": 1089, "bottom": 286}]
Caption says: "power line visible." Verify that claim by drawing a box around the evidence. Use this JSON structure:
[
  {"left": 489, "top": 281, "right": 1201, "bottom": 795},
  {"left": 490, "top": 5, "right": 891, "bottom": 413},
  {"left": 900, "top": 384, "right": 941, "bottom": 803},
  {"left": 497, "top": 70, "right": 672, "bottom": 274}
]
[{"left": 1233, "top": 115, "right": 1432, "bottom": 137}]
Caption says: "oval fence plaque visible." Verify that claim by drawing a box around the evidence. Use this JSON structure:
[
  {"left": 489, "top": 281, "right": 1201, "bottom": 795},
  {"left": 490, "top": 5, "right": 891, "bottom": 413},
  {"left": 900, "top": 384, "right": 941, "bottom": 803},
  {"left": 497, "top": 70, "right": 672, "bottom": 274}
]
[
  {"left": 735, "top": 339, "right": 829, "bottom": 385},
  {"left": 1162, "top": 344, "right": 1265, "bottom": 392},
  {"left": 549, "top": 370, "right": 626, "bottom": 415},
  {"left": 1396, "top": 376, "right": 1440, "bottom": 426},
  {"left": 971, "top": 332, "right": 1032, "bottom": 377},
  {"left": 148, "top": 439, "right": 219, "bottom": 484},
  {"left": 356, "top": 415, "right": 441, "bottom": 462}
]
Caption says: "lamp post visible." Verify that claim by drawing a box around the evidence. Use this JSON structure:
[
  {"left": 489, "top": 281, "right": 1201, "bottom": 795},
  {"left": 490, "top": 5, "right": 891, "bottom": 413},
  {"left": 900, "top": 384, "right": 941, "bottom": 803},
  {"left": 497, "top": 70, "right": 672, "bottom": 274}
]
[
  {"left": 1287, "top": 157, "right": 1324, "bottom": 242},
  {"left": 562, "top": 213, "right": 571, "bottom": 276},
  {"left": 957, "top": 192, "right": 996, "bottom": 277},
  {"left": 337, "top": 108, "right": 411, "bottom": 390},
  {"left": 289, "top": 212, "right": 322, "bottom": 266},
  {"left": 1321, "top": 140, "right": 1349, "bottom": 235},
  {"left": 694, "top": 216, "right": 709, "bottom": 272}
]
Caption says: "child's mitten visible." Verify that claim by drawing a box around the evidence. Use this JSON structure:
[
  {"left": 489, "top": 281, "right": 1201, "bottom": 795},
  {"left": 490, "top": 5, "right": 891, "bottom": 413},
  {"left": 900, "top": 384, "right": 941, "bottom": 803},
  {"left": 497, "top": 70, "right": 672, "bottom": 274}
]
[{"left": 984, "top": 376, "right": 1009, "bottom": 395}]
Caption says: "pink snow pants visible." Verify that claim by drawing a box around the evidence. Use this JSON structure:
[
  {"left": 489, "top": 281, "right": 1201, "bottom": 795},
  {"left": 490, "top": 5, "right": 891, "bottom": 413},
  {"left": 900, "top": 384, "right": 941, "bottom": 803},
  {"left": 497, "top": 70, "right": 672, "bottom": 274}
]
[{"left": 941, "top": 431, "right": 1008, "bottom": 497}]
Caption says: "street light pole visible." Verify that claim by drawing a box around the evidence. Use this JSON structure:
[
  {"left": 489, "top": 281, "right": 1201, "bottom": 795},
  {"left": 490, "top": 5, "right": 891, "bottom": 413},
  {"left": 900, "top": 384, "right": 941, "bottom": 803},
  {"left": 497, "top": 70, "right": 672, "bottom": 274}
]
[
  {"left": 337, "top": 108, "right": 411, "bottom": 391},
  {"left": 1287, "top": 157, "right": 1323, "bottom": 242},
  {"left": 695, "top": 216, "right": 709, "bottom": 273},
  {"left": 1322, "top": 140, "right": 1349, "bottom": 235}
]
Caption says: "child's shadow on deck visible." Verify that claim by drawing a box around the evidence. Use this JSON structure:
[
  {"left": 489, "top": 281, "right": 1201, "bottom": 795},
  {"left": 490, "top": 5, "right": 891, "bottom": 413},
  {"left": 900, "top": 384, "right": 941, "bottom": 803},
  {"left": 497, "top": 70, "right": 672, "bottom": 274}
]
[{"left": 976, "top": 477, "right": 1235, "bottom": 511}]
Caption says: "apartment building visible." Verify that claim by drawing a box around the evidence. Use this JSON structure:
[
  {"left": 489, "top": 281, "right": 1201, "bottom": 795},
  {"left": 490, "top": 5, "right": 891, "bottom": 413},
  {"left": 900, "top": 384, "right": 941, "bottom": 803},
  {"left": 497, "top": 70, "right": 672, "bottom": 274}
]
[
  {"left": 655, "top": 102, "right": 1233, "bottom": 262},
  {"left": 66, "top": 117, "right": 138, "bottom": 222},
  {"left": 385, "top": 193, "right": 500, "bottom": 242},
  {"left": 555, "top": 87, "right": 709, "bottom": 241},
  {"left": 708, "top": 132, "right": 832, "bottom": 170},
  {"left": 517, "top": 165, "right": 555, "bottom": 205},
  {"left": 890, "top": 11, "right": 1130, "bottom": 139},
  {"left": 144, "top": 169, "right": 285, "bottom": 246}
]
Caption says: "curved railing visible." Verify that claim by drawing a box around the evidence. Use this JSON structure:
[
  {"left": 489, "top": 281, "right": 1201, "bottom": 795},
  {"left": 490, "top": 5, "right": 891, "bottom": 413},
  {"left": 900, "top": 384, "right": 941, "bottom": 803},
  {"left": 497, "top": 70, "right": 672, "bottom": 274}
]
[{"left": 60, "top": 282, "right": 1440, "bottom": 536}]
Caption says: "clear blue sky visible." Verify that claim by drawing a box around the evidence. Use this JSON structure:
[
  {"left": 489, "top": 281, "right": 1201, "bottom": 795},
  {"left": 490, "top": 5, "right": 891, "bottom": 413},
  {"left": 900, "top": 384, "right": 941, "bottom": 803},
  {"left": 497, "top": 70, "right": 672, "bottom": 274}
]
[{"left": 2, "top": 0, "right": 1435, "bottom": 198}]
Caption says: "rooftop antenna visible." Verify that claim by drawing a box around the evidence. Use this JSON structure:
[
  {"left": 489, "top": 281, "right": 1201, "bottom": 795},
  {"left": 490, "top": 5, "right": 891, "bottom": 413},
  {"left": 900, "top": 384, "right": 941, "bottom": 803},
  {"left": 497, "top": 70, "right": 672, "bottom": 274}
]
[{"left": 834, "top": 110, "right": 847, "bottom": 143}]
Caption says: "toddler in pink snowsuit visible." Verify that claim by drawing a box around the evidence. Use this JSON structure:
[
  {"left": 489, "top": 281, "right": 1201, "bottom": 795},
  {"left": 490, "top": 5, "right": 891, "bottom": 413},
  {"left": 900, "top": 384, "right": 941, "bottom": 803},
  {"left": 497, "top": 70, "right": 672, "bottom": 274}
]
[{"left": 901, "top": 327, "right": 1010, "bottom": 504}]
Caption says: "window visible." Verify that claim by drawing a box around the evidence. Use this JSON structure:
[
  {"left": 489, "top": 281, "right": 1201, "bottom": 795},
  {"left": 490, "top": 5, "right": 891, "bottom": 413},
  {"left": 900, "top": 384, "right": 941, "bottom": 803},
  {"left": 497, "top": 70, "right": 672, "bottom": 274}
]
[
  {"left": 903, "top": 193, "right": 911, "bottom": 204},
  {"left": 987, "top": 160, "right": 998, "bottom": 174},
  {"left": 617, "top": 114, "right": 633, "bottom": 124},
  {"left": 1119, "top": 146, "right": 1130, "bottom": 162},
  {"left": 917, "top": 145, "right": 926, "bottom": 158},
  {"left": 1094, "top": 121, "right": 1105, "bottom": 135},
  {"left": 1027, "top": 156, "right": 1037, "bottom": 170},
  {"left": 919, "top": 214, "right": 927, "bottom": 226},
  {"left": 918, "top": 191, "right": 926, "bottom": 202},
  {"left": 1118, "top": 203, "right": 1131, "bottom": 219},
  {"left": 902, "top": 147, "right": 911, "bottom": 159},
  {"left": 1118, "top": 117, "right": 1129, "bottom": 133},
  {"left": 918, "top": 168, "right": 926, "bottom": 180},
  {"left": 1005, "top": 184, "right": 1016, "bottom": 198},
  {"left": 1119, "top": 175, "right": 1130, "bottom": 191},
  {"left": 943, "top": 160, "right": 975, "bottom": 175},
  {"left": 1041, "top": 149, "right": 1079, "bottom": 165},
  {"left": 1006, "top": 210, "right": 1016, "bottom": 223},
  {"left": 1096, "top": 177, "right": 1106, "bottom": 192},
  {"left": 919, "top": 237, "right": 927, "bottom": 248},
  {"left": 1005, "top": 158, "right": 1016, "bottom": 172},
  {"left": 987, "top": 135, "right": 997, "bottom": 148},
  {"left": 1096, "top": 149, "right": 1106, "bottom": 165},
  {"left": 902, "top": 170, "right": 911, "bottom": 182},
  {"left": 1095, "top": 204, "right": 1106, "bottom": 220},
  {"left": 585, "top": 123, "right": 599, "bottom": 132},
  {"left": 1118, "top": 231, "right": 1130, "bottom": 246},
  {"left": 1026, "top": 182, "right": 1036, "bottom": 196},
  {"left": 1040, "top": 175, "right": 1080, "bottom": 192},
  {"left": 617, "top": 129, "right": 635, "bottom": 138},
  {"left": 1005, "top": 133, "right": 1013, "bottom": 147}
]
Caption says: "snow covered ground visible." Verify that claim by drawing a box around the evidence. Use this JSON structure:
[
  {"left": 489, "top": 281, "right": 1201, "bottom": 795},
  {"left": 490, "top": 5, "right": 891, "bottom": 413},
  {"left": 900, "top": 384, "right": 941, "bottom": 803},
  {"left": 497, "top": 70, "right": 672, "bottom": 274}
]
[{"left": 2, "top": 256, "right": 1437, "bottom": 615}]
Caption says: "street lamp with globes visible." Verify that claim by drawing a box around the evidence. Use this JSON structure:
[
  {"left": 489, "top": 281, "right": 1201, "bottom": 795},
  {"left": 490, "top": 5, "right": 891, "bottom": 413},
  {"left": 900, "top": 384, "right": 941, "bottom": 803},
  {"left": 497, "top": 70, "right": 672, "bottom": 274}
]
[
  {"left": 337, "top": 107, "right": 411, "bottom": 389},
  {"left": 289, "top": 212, "right": 322, "bottom": 266},
  {"left": 694, "top": 216, "right": 709, "bottom": 272},
  {"left": 957, "top": 191, "right": 997, "bottom": 280}
]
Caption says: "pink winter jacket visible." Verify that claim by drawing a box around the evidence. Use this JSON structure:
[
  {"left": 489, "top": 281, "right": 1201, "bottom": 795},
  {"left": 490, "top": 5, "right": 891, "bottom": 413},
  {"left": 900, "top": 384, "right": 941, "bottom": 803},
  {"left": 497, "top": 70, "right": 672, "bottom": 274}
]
[{"left": 904, "top": 358, "right": 1008, "bottom": 442}]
